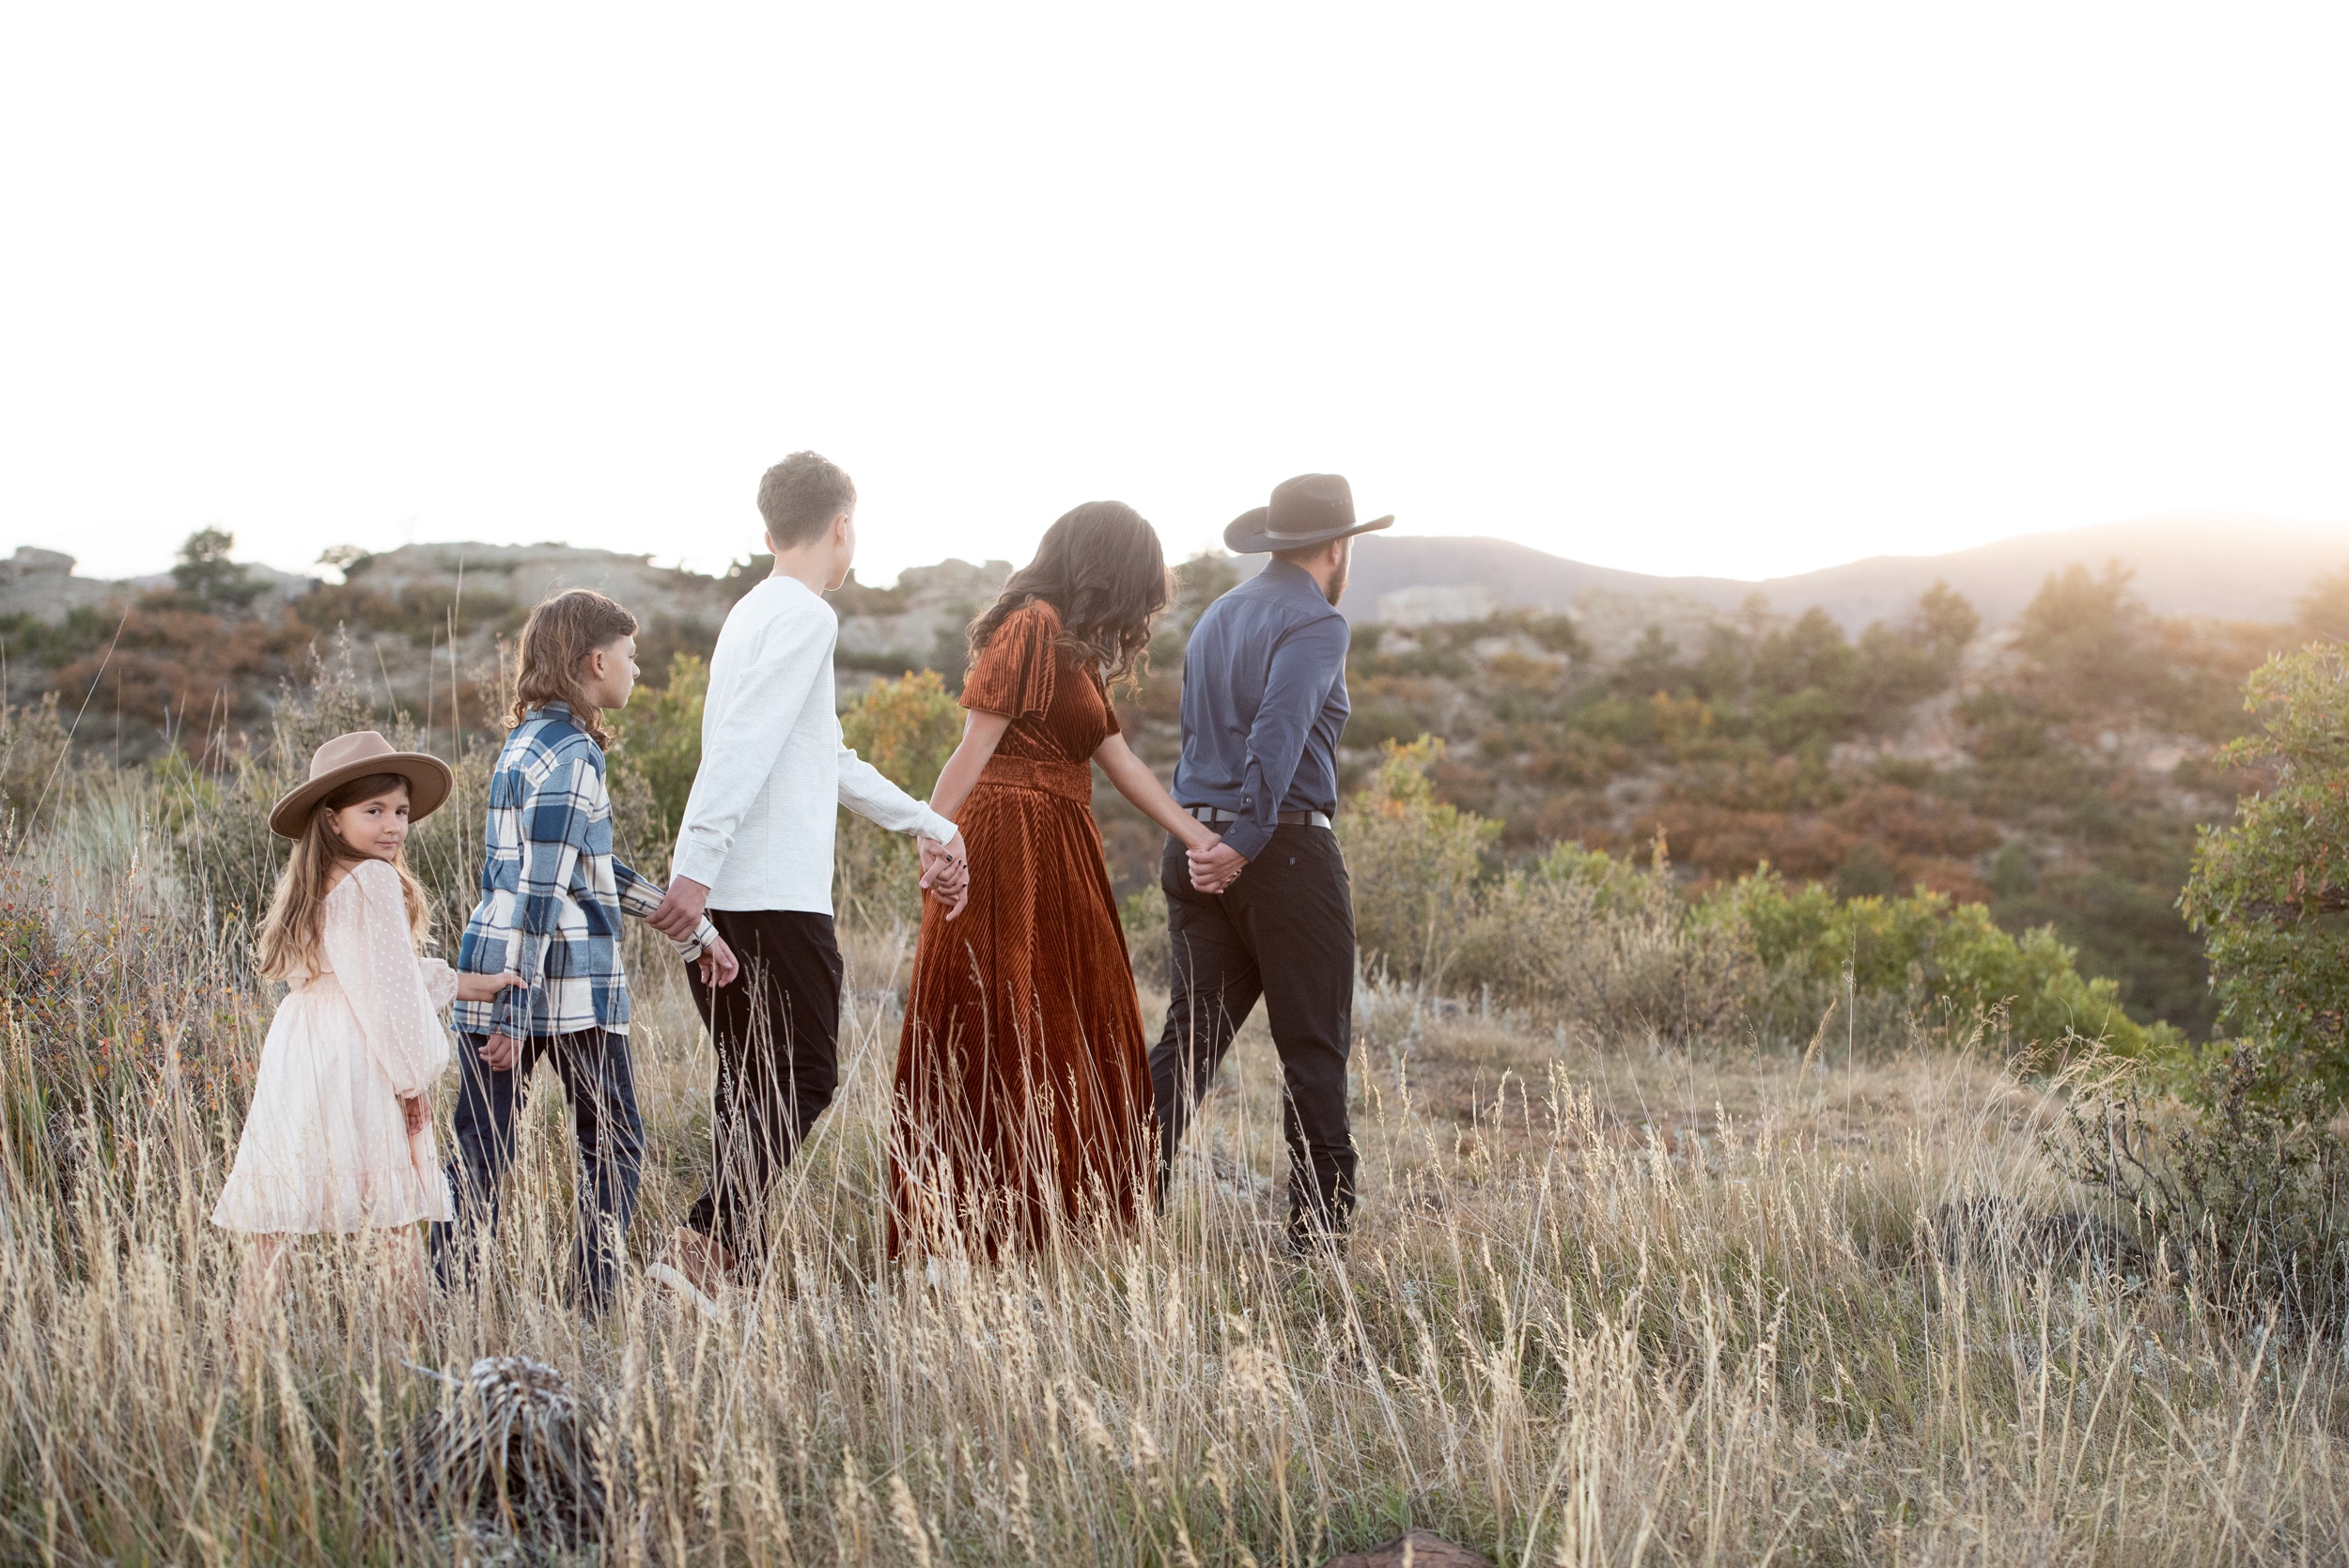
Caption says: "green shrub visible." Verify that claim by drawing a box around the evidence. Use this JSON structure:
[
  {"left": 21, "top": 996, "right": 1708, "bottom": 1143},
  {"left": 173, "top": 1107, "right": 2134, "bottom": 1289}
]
[
  {"left": 1710, "top": 867, "right": 2181, "bottom": 1057},
  {"left": 1335, "top": 737, "right": 1497, "bottom": 990},
  {"left": 2183, "top": 643, "right": 2349, "bottom": 1101},
  {"left": 1450, "top": 838, "right": 1757, "bottom": 1042},
  {"left": 834, "top": 671, "right": 965, "bottom": 930},
  {"left": 606, "top": 653, "right": 708, "bottom": 861}
]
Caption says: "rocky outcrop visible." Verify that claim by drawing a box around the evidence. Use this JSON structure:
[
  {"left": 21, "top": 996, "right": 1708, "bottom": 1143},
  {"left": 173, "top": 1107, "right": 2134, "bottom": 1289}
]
[
  {"left": 339, "top": 543, "right": 736, "bottom": 629},
  {"left": 0, "top": 549, "right": 124, "bottom": 625},
  {"left": 833, "top": 559, "right": 1012, "bottom": 672}
]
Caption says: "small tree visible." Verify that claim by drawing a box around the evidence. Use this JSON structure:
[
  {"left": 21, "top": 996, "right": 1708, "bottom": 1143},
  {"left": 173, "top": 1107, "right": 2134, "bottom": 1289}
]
[
  {"left": 2183, "top": 644, "right": 2349, "bottom": 1099},
  {"left": 171, "top": 527, "right": 265, "bottom": 610}
]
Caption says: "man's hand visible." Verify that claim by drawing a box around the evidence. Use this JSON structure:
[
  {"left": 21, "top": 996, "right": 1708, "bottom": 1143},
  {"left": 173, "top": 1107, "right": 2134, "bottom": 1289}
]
[
  {"left": 1189, "top": 840, "right": 1248, "bottom": 894},
  {"left": 647, "top": 875, "right": 711, "bottom": 941},
  {"left": 478, "top": 1032, "right": 523, "bottom": 1073},
  {"left": 697, "top": 934, "right": 740, "bottom": 988},
  {"left": 919, "top": 833, "right": 972, "bottom": 922},
  {"left": 398, "top": 1094, "right": 428, "bottom": 1136}
]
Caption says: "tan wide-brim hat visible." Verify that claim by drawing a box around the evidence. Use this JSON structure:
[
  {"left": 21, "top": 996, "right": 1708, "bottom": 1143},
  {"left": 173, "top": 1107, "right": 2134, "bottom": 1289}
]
[{"left": 268, "top": 730, "right": 455, "bottom": 838}]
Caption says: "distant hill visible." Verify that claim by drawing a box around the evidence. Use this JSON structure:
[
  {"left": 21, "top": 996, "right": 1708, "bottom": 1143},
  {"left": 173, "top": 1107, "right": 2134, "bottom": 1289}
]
[{"left": 1340, "top": 514, "right": 2349, "bottom": 631}]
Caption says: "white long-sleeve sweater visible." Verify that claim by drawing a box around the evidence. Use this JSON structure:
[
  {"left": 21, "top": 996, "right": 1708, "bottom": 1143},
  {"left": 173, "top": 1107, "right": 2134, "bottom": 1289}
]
[{"left": 669, "top": 574, "right": 956, "bottom": 914}]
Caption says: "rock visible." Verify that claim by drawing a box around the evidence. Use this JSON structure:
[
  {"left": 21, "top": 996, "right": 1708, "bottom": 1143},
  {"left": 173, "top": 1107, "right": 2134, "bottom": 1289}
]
[
  {"left": 1322, "top": 1529, "right": 1496, "bottom": 1568},
  {"left": 832, "top": 557, "right": 1011, "bottom": 669},
  {"left": 346, "top": 542, "right": 735, "bottom": 629},
  {"left": 0, "top": 547, "right": 121, "bottom": 626}
]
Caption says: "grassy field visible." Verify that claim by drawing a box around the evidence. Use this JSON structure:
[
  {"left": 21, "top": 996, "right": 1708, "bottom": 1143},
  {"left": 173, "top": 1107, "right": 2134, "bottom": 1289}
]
[{"left": 6, "top": 771, "right": 2349, "bottom": 1565}]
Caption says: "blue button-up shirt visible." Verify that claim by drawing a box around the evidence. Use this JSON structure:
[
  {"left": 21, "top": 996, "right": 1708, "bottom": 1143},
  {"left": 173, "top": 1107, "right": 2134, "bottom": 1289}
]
[
  {"left": 455, "top": 705, "right": 715, "bottom": 1038},
  {"left": 1172, "top": 560, "right": 1352, "bottom": 862}
]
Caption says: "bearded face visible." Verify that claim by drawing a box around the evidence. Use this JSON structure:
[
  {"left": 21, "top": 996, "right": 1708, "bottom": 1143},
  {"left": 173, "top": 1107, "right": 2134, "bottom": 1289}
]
[{"left": 1324, "top": 537, "right": 1351, "bottom": 606}]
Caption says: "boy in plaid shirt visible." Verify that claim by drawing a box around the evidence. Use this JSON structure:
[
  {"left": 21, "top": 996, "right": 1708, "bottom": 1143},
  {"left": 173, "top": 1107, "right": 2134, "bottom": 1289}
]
[{"left": 433, "top": 590, "right": 739, "bottom": 1312}]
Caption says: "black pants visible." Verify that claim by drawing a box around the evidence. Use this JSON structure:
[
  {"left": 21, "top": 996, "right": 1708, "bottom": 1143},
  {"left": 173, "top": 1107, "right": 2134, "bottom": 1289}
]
[
  {"left": 431, "top": 1027, "right": 644, "bottom": 1312},
  {"left": 683, "top": 908, "right": 844, "bottom": 1263},
  {"left": 1147, "top": 825, "right": 1359, "bottom": 1240}
]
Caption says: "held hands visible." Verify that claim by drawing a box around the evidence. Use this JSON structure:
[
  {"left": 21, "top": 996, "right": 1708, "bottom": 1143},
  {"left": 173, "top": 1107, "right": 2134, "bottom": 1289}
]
[
  {"left": 454, "top": 970, "right": 523, "bottom": 1004},
  {"left": 479, "top": 1032, "right": 523, "bottom": 1073},
  {"left": 1189, "top": 836, "right": 1248, "bottom": 894},
  {"left": 697, "top": 934, "right": 740, "bottom": 988},
  {"left": 919, "top": 831, "right": 971, "bottom": 921},
  {"left": 646, "top": 875, "right": 711, "bottom": 942}
]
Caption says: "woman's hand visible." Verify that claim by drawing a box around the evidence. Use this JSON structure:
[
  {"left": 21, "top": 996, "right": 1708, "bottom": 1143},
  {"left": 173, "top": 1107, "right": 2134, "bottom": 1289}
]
[
  {"left": 398, "top": 1094, "right": 428, "bottom": 1136},
  {"left": 1094, "top": 733, "right": 1222, "bottom": 854},
  {"left": 454, "top": 970, "right": 524, "bottom": 1004},
  {"left": 919, "top": 832, "right": 972, "bottom": 921}
]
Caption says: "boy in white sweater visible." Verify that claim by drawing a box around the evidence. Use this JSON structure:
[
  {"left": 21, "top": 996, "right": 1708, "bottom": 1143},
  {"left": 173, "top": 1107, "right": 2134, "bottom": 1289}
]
[{"left": 646, "top": 451, "right": 967, "bottom": 1298}]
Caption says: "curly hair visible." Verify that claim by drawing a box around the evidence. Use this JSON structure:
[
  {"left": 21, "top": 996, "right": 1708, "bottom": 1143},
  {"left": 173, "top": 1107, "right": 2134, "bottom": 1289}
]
[{"left": 967, "top": 501, "right": 1170, "bottom": 691}]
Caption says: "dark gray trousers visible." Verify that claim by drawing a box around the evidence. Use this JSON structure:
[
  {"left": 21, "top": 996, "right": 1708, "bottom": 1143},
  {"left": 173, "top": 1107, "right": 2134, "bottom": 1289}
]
[
  {"left": 1146, "top": 825, "right": 1358, "bottom": 1240},
  {"left": 431, "top": 1027, "right": 644, "bottom": 1312}
]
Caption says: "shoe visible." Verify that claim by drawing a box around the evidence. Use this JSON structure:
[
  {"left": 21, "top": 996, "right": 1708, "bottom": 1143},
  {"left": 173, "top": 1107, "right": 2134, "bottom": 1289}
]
[{"left": 648, "top": 1227, "right": 737, "bottom": 1324}]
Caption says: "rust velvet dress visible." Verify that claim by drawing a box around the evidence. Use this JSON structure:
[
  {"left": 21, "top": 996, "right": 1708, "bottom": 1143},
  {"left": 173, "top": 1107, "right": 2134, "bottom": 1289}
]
[{"left": 891, "top": 601, "right": 1155, "bottom": 1256}]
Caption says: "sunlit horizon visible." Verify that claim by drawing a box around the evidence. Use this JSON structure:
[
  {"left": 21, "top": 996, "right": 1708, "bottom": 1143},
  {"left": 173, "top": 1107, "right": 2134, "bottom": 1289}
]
[{"left": 7, "top": 5, "right": 2346, "bottom": 588}]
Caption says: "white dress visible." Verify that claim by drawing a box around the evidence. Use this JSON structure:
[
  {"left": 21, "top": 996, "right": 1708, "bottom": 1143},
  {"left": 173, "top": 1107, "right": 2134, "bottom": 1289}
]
[{"left": 212, "top": 859, "right": 459, "bottom": 1233}]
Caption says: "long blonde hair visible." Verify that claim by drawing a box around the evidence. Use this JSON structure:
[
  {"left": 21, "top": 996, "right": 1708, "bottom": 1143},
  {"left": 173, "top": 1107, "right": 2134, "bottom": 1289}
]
[
  {"left": 507, "top": 589, "right": 638, "bottom": 748},
  {"left": 254, "top": 771, "right": 431, "bottom": 982}
]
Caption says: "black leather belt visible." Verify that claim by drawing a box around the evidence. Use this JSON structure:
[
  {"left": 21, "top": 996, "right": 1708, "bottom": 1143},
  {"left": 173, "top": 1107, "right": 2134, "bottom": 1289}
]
[{"left": 1187, "top": 804, "right": 1332, "bottom": 830}]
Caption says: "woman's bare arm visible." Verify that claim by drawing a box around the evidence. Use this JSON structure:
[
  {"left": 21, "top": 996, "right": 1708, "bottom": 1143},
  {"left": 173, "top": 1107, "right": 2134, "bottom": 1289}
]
[
  {"left": 928, "top": 710, "right": 1014, "bottom": 824},
  {"left": 1094, "top": 732, "right": 1220, "bottom": 853}
]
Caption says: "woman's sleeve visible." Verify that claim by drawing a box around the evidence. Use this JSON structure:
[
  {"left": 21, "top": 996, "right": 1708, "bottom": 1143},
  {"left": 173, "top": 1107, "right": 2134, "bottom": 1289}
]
[
  {"left": 321, "top": 862, "right": 455, "bottom": 1098},
  {"left": 960, "top": 604, "right": 1058, "bottom": 720},
  {"left": 414, "top": 956, "right": 460, "bottom": 1014}
]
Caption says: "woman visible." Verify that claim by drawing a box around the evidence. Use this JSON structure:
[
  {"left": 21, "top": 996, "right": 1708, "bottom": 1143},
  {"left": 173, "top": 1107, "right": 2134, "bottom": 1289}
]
[{"left": 893, "top": 501, "right": 1220, "bottom": 1258}]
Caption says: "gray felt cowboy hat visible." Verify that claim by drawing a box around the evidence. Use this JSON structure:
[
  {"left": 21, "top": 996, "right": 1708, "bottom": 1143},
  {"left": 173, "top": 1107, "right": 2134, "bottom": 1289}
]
[
  {"left": 1223, "top": 473, "right": 1393, "bottom": 555},
  {"left": 268, "top": 730, "right": 455, "bottom": 838}
]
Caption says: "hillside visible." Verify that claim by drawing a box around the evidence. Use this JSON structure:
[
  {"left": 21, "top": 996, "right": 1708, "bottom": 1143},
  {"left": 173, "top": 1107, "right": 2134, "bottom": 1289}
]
[
  {"left": 1344, "top": 513, "right": 2349, "bottom": 631},
  {"left": 9, "top": 520, "right": 2347, "bottom": 1039}
]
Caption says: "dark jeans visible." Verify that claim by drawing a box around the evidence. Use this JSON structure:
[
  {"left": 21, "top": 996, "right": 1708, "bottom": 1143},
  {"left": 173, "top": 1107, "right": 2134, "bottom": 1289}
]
[
  {"left": 430, "top": 1027, "right": 644, "bottom": 1312},
  {"left": 682, "top": 908, "right": 844, "bottom": 1264},
  {"left": 1147, "top": 825, "right": 1359, "bottom": 1241}
]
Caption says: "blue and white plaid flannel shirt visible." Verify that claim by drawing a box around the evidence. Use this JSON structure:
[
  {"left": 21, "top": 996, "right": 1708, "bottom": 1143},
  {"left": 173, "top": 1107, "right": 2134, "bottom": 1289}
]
[{"left": 455, "top": 704, "right": 716, "bottom": 1039}]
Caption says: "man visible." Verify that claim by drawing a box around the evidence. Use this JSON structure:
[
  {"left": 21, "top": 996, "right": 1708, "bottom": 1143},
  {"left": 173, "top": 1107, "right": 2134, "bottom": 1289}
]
[
  {"left": 646, "top": 451, "right": 968, "bottom": 1305},
  {"left": 1148, "top": 472, "right": 1389, "bottom": 1250}
]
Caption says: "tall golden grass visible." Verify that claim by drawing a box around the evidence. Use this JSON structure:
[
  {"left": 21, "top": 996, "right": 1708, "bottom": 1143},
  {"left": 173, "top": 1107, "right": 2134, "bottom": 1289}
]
[{"left": 7, "top": 757, "right": 2349, "bottom": 1564}]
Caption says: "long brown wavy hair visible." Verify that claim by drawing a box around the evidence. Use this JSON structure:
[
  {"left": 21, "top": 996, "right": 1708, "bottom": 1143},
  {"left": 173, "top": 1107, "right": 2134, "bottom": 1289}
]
[
  {"left": 967, "top": 501, "right": 1170, "bottom": 690},
  {"left": 254, "top": 772, "right": 431, "bottom": 982},
  {"left": 508, "top": 588, "right": 638, "bottom": 748}
]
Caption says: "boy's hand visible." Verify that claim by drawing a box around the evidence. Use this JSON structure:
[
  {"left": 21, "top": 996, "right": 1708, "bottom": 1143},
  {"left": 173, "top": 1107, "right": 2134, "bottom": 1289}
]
[
  {"left": 454, "top": 970, "right": 523, "bottom": 1004},
  {"left": 398, "top": 1094, "right": 428, "bottom": 1136},
  {"left": 647, "top": 876, "right": 711, "bottom": 940},
  {"left": 479, "top": 1033, "right": 523, "bottom": 1073},
  {"left": 697, "top": 935, "right": 740, "bottom": 988}
]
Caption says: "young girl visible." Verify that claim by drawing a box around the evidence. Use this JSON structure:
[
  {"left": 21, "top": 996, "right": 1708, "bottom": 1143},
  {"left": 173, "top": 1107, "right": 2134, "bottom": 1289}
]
[
  {"left": 435, "top": 588, "right": 737, "bottom": 1312},
  {"left": 212, "top": 730, "right": 518, "bottom": 1322}
]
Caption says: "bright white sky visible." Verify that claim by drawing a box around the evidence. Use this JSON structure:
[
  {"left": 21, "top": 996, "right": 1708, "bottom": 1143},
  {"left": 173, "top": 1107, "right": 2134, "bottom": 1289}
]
[{"left": 4, "top": 5, "right": 2345, "bottom": 588}]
